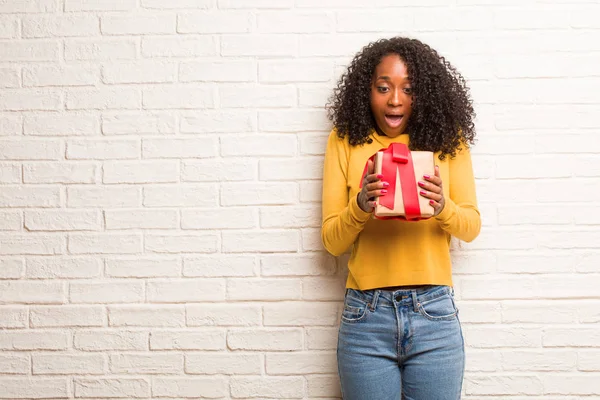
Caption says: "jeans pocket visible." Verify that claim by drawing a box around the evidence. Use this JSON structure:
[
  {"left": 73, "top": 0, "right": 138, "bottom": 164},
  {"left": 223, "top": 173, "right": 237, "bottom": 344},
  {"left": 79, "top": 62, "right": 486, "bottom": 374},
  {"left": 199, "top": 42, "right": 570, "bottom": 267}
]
[
  {"left": 417, "top": 292, "right": 458, "bottom": 321},
  {"left": 341, "top": 294, "right": 368, "bottom": 323}
]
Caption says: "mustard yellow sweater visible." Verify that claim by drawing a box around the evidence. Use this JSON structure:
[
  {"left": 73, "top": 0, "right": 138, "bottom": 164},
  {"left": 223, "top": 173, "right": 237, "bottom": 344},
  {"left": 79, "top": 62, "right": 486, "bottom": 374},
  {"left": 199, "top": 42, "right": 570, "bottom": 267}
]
[{"left": 321, "top": 129, "right": 481, "bottom": 290}]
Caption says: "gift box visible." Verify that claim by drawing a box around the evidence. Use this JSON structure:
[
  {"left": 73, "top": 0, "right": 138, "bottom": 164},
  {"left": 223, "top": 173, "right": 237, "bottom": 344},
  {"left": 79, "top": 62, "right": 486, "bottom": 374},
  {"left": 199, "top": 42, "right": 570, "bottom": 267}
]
[{"left": 363, "top": 143, "right": 435, "bottom": 221}]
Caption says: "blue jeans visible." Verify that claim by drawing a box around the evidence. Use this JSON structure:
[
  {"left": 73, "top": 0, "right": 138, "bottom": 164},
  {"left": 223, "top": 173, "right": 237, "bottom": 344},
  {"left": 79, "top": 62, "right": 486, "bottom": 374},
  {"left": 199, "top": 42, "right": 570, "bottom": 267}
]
[{"left": 337, "top": 285, "right": 465, "bottom": 400}]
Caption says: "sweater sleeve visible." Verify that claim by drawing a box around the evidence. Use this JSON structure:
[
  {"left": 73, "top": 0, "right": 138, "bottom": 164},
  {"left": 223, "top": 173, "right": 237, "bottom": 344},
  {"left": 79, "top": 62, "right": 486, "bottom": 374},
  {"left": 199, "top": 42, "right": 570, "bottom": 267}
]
[
  {"left": 321, "top": 130, "right": 372, "bottom": 256},
  {"left": 434, "top": 145, "right": 481, "bottom": 242}
]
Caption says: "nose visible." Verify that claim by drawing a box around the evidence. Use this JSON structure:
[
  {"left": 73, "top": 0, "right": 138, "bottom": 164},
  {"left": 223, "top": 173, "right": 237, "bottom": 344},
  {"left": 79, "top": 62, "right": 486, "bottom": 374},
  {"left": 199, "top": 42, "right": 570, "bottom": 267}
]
[{"left": 388, "top": 88, "right": 402, "bottom": 107}]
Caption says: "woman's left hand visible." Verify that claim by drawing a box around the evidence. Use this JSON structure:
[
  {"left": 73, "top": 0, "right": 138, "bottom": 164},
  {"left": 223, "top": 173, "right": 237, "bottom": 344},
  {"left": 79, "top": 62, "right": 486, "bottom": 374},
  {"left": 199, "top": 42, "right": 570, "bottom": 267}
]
[{"left": 418, "top": 165, "right": 445, "bottom": 217}]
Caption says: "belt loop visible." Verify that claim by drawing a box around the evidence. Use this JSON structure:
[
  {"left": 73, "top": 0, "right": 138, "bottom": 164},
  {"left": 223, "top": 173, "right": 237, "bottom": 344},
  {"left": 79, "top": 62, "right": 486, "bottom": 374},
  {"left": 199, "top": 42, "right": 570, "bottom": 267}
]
[
  {"left": 369, "top": 290, "right": 380, "bottom": 311},
  {"left": 411, "top": 290, "right": 419, "bottom": 313}
]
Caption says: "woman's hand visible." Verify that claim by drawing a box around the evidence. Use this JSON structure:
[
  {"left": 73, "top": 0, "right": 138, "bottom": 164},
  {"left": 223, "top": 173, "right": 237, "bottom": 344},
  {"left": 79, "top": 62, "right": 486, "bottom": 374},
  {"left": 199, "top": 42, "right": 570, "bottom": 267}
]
[
  {"left": 418, "top": 165, "right": 445, "bottom": 216},
  {"left": 357, "top": 159, "right": 388, "bottom": 213}
]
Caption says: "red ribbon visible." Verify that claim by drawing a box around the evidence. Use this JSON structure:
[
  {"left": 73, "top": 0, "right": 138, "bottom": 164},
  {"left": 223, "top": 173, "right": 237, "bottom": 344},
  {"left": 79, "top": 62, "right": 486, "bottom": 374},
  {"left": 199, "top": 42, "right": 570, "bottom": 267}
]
[{"left": 360, "top": 143, "right": 422, "bottom": 221}]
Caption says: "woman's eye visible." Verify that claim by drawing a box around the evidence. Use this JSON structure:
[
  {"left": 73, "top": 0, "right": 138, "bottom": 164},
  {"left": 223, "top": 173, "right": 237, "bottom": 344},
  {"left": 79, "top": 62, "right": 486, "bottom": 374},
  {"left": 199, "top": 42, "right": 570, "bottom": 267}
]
[
  {"left": 377, "top": 87, "right": 389, "bottom": 93},
  {"left": 403, "top": 87, "right": 413, "bottom": 94}
]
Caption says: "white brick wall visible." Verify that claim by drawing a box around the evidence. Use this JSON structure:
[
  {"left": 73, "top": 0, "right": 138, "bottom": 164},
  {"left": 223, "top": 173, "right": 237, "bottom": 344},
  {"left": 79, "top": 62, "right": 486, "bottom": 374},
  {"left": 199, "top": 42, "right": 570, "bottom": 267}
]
[{"left": 0, "top": 0, "right": 598, "bottom": 398}]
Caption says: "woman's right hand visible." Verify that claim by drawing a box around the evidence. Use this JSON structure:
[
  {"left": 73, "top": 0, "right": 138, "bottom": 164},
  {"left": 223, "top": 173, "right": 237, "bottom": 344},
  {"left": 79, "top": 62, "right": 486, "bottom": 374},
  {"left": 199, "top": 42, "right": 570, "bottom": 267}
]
[{"left": 357, "top": 159, "right": 388, "bottom": 213}]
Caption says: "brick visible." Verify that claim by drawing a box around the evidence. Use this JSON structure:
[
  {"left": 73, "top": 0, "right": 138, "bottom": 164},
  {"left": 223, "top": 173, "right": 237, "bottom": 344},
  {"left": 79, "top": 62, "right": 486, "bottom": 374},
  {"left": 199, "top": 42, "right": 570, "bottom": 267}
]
[
  {"left": 148, "top": 279, "right": 225, "bottom": 302},
  {"left": 23, "top": 65, "right": 98, "bottom": 87},
  {"left": 496, "top": 252, "right": 574, "bottom": 275},
  {"left": 22, "top": 15, "right": 99, "bottom": 38},
  {"left": 494, "top": 6, "right": 567, "bottom": 30},
  {"left": 465, "top": 349, "right": 501, "bottom": 372},
  {"left": 0, "top": 307, "right": 27, "bottom": 329},
  {"left": 0, "top": 116, "right": 22, "bottom": 136},
  {"left": 30, "top": 305, "right": 104, "bottom": 328},
  {"left": 451, "top": 252, "right": 497, "bottom": 275},
  {"left": 0, "top": 41, "right": 58, "bottom": 62},
  {"left": 259, "top": 110, "right": 329, "bottom": 132},
  {"left": 219, "top": 84, "right": 295, "bottom": 108},
  {"left": 302, "top": 277, "right": 345, "bottom": 300},
  {"left": 257, "top": 11, "right": 332, "bottom": 33},
  {"left": 542, "top": 374, "right": 600, "bottom": 396},
  {"left": 230, "top": 377, "right": 304, "bottom": 399},
  {"left": 222, "top": 34, "right": 297, "bottom": 57},
  {"left": 102, "top": 113, "right": 176, "bottom": 135},
  {"left": 33, "top": 354, "right": 105, "bottom": 375},
  {"left": 145, "top": 233, "right": 218, "bottom": 253},
  {"left": 219, "top": 0, "right": 293, "bottom": 7},
  {"left": 180, "top": 111, "right": 255, "bottom": 133},
  {"left": 105, "top": 209, "right": 179, "bottom": 230},
  {"left": 578, "top": 350, "right": 600, "bottom": 371},
  {"left": 462, "top": 229, "right": 536, "bottom": 251},
  {"left": 150, "top": 330, "right": 225, "bottom": 350},
  {"left": 0, "top": 234, "right": 64, "bottom": 255},
  {"left": 25, "top": 114, "right": 99, "bottom": 136},
  {"left": 71, "top": 281, "right": 144, "bottom": 304},
  {"left": 264, "top": 302, "right": 339, "bottom": 326},
  {"left": 571, "top": 7, "right": 600, "bottom": 28},
  {"left": 299, "top": 33, "right": 372, "bottom": 57},
  {"left": 228, "top": 278, "right": 301, "bottom": 301},
  {"left": 24, "top": 163, "right": 96, "bottom": 184},
  {"left": 301, "top": 228, "right": 323, "bottom": 251},
  {"left": 101, "top": 15, "right": 175, "bottom": 35},
  {"left": 267, "top": 352, "right": 337, "bottom": 374},
  {"left": 74, "top": 330, "right": 148, "bottom": 351},
  {"left": 27, "top": 257, "right": 101, "bottom": 279},
  {"left": 142, "top": 35, "right": 216, "bottom": 57},
  {"left": 306, "top": 328, "right": 337, "bottom": 350},
  {"left": 0, "top": 354, "right": 29, "bottom": 374},
  {"left": 0, "top": 211, "right": 20, "bottom": 231},
  {"left": 181, "top": 209, "right": 257, "bottom": 230},
  {"left": 0, "top": 164, "right": 20, "bottom": 184},
  {"left": 152, "top": 377, "right": 227, "bottom": 398},
  {"left": 109, "top": 354, "right": 182, "bottom": 374},
  {"left": 498, "top": 205, "right": 572, "bottom": 226},
  {"left": 105, "top": 257, "right": 180, "bottom": 278},
  {"left": 67, "top": 186, "right": 140, "bottom": 208},
  {"left": 143, "top": 85, "right": 214, "bottom": 109},
  {"left": 221, "top": 182, "right": 298, "bottom": 206},
  {"left": 25, "top": 210, "right": 99, "bottom": 231},
  {"left": 186, "top": 353, "right": 261, "bottom": 375},
  {"left": 0, "top": 378, "right": 68, "bottom": 399},
  {"left": 103, "top": 161, "right": 178, "bottom": 184},
  {"left": 180, "top": 60, "right": 255, "bottom": 83},
  {"left": 221, "top": 135, "right": 296, "bottom": 157},
  {"left": 66, "top": 88, "right": 141, "bottom": 110},
  {"left": 65, "top": 39, "right": 136, "bottom": 61},
  {"left": 222, "top": 230, "right": 299, "bottom": 253},
  {"left": 67, "top": 139, "right": 139, "bottom": 160},
  {"left": 228, "top": 329, "right": 302, "bottom": 351},
  {"left": 68, "top": 234, "right": 142, "bottom": 255},
  {"left": 0, "top": 89, "right": 60, "bottom": 111},
  {"left": 465, "top": 375, "right": 543, "bottom": 396},
  {"left": 187, "top": 304, "right": 261, "bottom": 327},
  {"left": 337, "top": 10, "right": 413, "bottom": 32},
  {"left": 544, "top": 328, "right": 600, "bottom": 347},
  {"left": 109, "top": 305, "right": 185, "bottom": 327},
  {"left": 0, "top": 331, "right": 68, "bottom": 350},
  {"left": 0, "top": 0, "right": 56, "bottom": 12},
  {"left": 502, "top": 350, "right": 576, "bottom": 372},
  {"left": 143, "top": 0, "right": 212, "bottom": 8},
  {"left": 182, "top": 159, "right": 257, "bottom": 182},
  {"left": 260, "top": 206, "right": 320, "bottom": 229},
  {"left": 0, "top": 259, "right": 23, "bottom": 279},
  {"left": 0, "top": 140, "right": 60, "bottom": 160},
  {"left": 299, "top": 86, "right": 330, "bottom": 109},
  {"left": 457, "top": 301, "right": 501, "bottom": 324},
  {"left": 144, "top": 184, "right": 218, "bottom": 207},
  {"left": 178, "top": 11, "right": 251, "bottom": 33},
  {"left": 65, "top": 0, "right": 136, "bottom": 11},
  {"left": 307, "top": 375, "right": 341, "bottom": 398},
  {"left": 460, "top": 276, "right": 537, "bottom": 300},
  {"left": 0, "top": 67, "right": 19, "bottom": 87},
  {"left": 102, "top": 62, "right": 176, "bottom": 84},
  {"left": 464, "top": 327, "right": 542, "bottom": 348},
  {"left": 74, "top": 378, "right": 149, "bottom": 398},
  {"left": 536, "top": 180, "right": 597, "bottom": 203},
  {"left": 261, "top": 253, "right": 336, "bottom": 276}
]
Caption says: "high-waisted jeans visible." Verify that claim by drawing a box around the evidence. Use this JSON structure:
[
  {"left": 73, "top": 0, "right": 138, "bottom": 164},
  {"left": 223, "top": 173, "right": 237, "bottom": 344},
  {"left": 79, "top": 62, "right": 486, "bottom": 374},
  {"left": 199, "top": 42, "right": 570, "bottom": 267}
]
[{"left": 337, "top": 285, "right": 465, "bottom": 400}]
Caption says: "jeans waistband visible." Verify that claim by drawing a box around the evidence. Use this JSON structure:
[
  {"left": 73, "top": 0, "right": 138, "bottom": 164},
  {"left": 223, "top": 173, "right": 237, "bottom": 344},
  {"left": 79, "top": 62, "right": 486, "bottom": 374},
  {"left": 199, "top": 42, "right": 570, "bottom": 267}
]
[{"left": 345, "top": 285, "right": 453, "bottom": 311}]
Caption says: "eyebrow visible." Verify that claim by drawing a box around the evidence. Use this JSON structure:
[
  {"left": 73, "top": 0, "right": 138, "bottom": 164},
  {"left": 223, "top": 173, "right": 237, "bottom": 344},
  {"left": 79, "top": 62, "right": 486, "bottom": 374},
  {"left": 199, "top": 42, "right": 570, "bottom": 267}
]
[{"left": 375, "top": 75, "right": 410, "bottom": 81}]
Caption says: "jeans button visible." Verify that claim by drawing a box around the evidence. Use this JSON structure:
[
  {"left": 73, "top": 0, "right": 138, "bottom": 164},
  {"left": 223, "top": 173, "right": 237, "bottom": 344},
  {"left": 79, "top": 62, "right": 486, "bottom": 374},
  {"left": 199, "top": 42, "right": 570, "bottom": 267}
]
[{"left": 395, "top": 295, "right": 402, "bottom": 302}]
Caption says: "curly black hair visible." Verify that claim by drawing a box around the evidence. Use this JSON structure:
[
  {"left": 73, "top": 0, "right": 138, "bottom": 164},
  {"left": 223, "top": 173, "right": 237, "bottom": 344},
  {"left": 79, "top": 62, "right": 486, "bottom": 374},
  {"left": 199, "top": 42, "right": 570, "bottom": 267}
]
[{"left": 327, "top": 37, "right": 476, "bottom": 160}]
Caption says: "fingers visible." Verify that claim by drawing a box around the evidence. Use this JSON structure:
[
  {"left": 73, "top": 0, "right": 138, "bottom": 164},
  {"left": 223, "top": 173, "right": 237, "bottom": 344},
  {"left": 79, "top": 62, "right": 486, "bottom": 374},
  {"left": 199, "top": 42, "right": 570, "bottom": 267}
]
[{"left": 419, "top": 166, "right": 444, "bottom": 204}]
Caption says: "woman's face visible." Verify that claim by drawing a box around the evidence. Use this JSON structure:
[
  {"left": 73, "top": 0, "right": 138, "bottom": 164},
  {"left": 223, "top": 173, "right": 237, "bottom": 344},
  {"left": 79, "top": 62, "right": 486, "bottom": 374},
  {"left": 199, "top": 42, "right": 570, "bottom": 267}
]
[{"left": 370, "top": 54, "right": 413, "bottom": 138}]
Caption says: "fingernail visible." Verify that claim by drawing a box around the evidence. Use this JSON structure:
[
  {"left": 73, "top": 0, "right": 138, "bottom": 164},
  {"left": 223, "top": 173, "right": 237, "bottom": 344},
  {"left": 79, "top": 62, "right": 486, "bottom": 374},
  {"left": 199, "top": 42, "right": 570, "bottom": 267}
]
[
  {"left": 381, "top": 189, "right": 387, "bottom": 194},
  {"left": 382, "top": 182, "right": 389, "bottom": 188},
  {"left": 429, "top": 200, "right": 435, "bottom": 205},
  {"left": 418, "top": 181, "right": 425, "bottom": 187},
  {"left": 376, "top": 174, "right": 384, "bottom": 179},
  {"left": 423, "top": 175, "right": 430, "bottom": 179},
  {"left": 420, "top": 190, "right": 427, "bottom": 196}
]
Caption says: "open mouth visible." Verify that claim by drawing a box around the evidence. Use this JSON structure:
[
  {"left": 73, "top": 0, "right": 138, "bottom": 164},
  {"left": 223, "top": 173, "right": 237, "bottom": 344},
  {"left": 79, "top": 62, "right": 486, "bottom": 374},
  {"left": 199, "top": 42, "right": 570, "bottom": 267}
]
[{"left": 384, "top": 114, "right": 404, "bottom": 128}]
